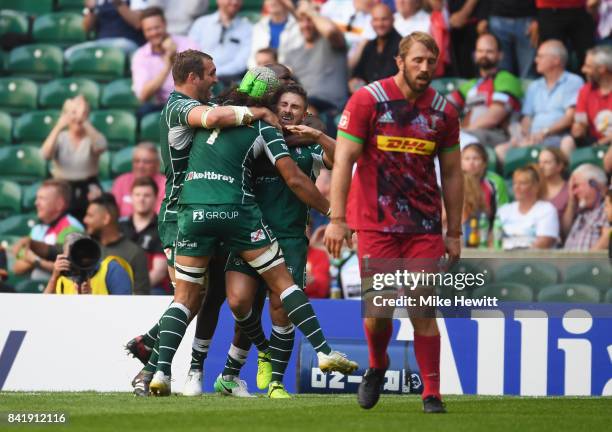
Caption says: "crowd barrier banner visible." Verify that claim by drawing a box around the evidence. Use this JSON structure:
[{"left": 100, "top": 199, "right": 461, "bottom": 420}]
[{"left": 1, "top": 294, "right": 611, "bottom": 395}]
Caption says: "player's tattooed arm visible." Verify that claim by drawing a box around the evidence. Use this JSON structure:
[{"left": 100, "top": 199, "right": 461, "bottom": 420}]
[
  {"left": 275, "top": 156, "right": 330, "bottom": 215},
  {"left": 187, "top": 105, "right": 282, "bottom": 130}
]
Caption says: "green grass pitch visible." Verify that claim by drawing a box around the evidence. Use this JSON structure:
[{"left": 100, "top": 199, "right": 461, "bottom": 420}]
[{"left": 1, "top": 393, "right": 610, "bottom": 432}]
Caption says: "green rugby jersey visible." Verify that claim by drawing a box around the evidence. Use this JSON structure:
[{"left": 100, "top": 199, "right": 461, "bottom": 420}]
[
  {"left": 179, "top": 121, "right": 290, "bottom": 205},
  {"left": 158, "top": 91, "right": 210, "bottom": 223},
  {"left": 253, "top": 144, "right": 325, "bottom": 238}
]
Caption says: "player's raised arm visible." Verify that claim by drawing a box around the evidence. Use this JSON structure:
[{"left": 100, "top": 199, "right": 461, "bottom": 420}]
[
  {"left": 324, "top": 135, "right": 362, "bottom": 258},
  {"left": 285, "top": 124, "right": 336, "bottom": 168},
  {"left": 186, "top": 105, "right": 282, "bottom": 131}
]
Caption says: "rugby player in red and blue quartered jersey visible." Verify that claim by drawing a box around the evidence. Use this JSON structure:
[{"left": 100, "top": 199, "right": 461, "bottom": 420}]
[{"left": 325, "top": 32, "right": 464, "bottom": 412}]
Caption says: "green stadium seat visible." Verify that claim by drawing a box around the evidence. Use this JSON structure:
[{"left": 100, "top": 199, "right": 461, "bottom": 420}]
[
  {"left": 14, "top": 279, "right": 47, "bottom": 294},
  {"left": 7, "top": 43, "right": 64, "bottom": 80},
  {"left": 0, "top": 77, "right": 38, "bottom": 114},
  {"left": 0, "top": 10, "right": 29, "bottom": 37},
  {"left": 431, "top": 77, "right": 464, "bottom": 96},
  {"left": 484, "top": 146, "right": 498, "bottom": 172},
  {"left": 90, "top": 110, "right": 136, "bottom": 150},
  {"left": 56, "top": 0, "right": 87, "bottom": 13},
  {"left": 210, "top": 0, "right": 263, "bottom": 10},
  {"left": 604, "top": 289, "right": 612, "bottom": 303},
  {"left": 101, "top": 78, "right": 140, "bottom": 109},
  {"left": 21, "top": 180, "right": 41, "bottom": 213},
  {"left": 66, "top": 46, "right": 126, "bottom": 82},
  {"left": 32, "top": 12, "right": 86, "bottom": 46},
  {"left": 139, "top": 111, "right": 162, "bottom": 142},
  {"left": 1, "top": 0, "right": 54, "bottom": 16},
  {"left": 39, "top": 77, "right": 100, "bottom": 109},
  {"left": 537, "top": 283, "right": 601, "bottom": 303},
  {"left": 0, "top": 212, "right": 38, "bottom": 236},
  {"left": 98, "top": 151, "right": 112, "bottom": 181},
  {"left": 0, "top": 50, "right": 6, "bottom": 75},
  {"left": 0, "top": 145, "right": 47, "bottom": 184},
  {"left": 564, "top": 262, "right": 612, "bottom": 292},
  {"left": 100, "top": 179, "right": 113, "bottom": 192},
  {"left": 111, "top": 146, "right": 135, "bottom": 177},
  {"left": 472, "top": 282, "right": 534, "bottom": 302},
  {"left": 0, "top": 179, "right": 22, "bottom": 219},
  {"left": 503, "top": 147, "right": 541, "bottom": 178},
  {"left": 496, "top": 261, "right": 559, "bottom": 289},
  {"left": 0, "top": 112, "right": 12, "bottom": 145},
  {"left": 569, "top": 146, "right": 608, "bottom": 172},
  {"left": 505, "top": 178, "right": 514, "bottom": 201},
  {"left": 13, "top": 110, "right": 60, "bottom": 146}
]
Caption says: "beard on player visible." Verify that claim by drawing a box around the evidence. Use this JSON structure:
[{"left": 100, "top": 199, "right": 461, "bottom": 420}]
[{"left": 403, "top": 68, "right": 432, "bottom": 95}]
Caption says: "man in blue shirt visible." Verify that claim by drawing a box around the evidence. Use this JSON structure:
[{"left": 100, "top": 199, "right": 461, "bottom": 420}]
[{"left": 496, "top": 39, "right": 583, "bottom": 163}]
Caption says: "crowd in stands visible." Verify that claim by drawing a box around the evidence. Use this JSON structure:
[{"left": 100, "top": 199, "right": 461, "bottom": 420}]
[{"left": 0, "top": 0, "right": 611, "bottom": 298}]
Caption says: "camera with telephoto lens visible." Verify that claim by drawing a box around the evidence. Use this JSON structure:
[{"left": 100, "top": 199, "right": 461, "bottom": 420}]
[{"left": 65, "top": 238, "right": 101, "bottom": 285}]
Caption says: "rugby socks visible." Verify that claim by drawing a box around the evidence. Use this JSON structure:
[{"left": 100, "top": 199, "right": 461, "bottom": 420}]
[
  {"left": 269, "top": 324, "right": 295, "bottom": 383},
  {"left": 142, "top": 323, "right": 159, "bottom": 349},
  {"left": 190, "top": 338, "right": 211, "bottom": 371},
  {"left": 156, "top": 302, "right": 191, "bottom": 376},
  {"left": 364, "top": 320, "right": 392, "bottom": 370},
  {"left": 233, "top": 309, "right": 270, "bottom": 353},
  {"left": 222, "top": 344, "right": 249, "bottom": 379},
  {"left": 144, "top": 334, "right": 160, "bottom": 374},
  {"left": 280, "top": 285, "right": 331, "bottom": 355},
  {"left": 414, "top": 334, "right": 441, "bottom": 400}
]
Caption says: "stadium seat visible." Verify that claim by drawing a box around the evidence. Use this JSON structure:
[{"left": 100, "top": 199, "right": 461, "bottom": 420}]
[
  {"left": 505, "top": 178, "right": 514, "bottom": 201},
  {"left": 39, "top": 77, "right": 100, "bottom": 109},
  {"left": 111, "top": 146, "right": 134, "bottom": 177},
  {"left": 13, "top": 110, "right": 60, "bottom": 146},
  {"left": 0, "top": 77, "right": 38, "bottom": 114},
  {"left": 21, "top": 180, "right": 41, "bottom": 213},
  {"left": 484, "top": 146, "right": 498, "bottom": 172},
  {"left": 139, "top": 111, "right": 162, "bottom": 142},
  {"left": 503, "top": 147, "right": 541, "bottom": 178},
  {"left": 605, "top": 289, "right": 612, "bottom": 303},
  {"left": 1, "top": 0, "right": 54, "bottom": 16},
  {"left": 0, "top": 179, "right": 22, "bottom": 219},
  {"left": 32, "top": 12, "right": 86, "bottom": 46},
  {"left": 495, "top": 261, "right": 559, "bottom": 289},
  {"left": 431, "top": 77, "right": 464, "bottom": 95},
  {"left": 90, "top": 110, "right": 136, "bottom": 150},
  {"left": 537, "top": 283, "right": 601, "bottom": 303},
  {"left": 0, "top": 212, "right": 38, "bottom": 236},
  {"left": 564, "top": 262, "right": 612, "bottom": 292},
  {"left": 101, "top": 79, "right": 140, "bottom": 110},
  {"left": 0, "top": 10, "right": 29, "bottom": 37},
  {"left": 569, "top": 146, "right": 608, "bottom": 172},
  {"left": 100, "top": 179, "right": 113, "bottom": 192},
  {"left": 56, "top": 0, "right": 86, "bottom": 12},
  {"left": 0, "top": 145, "right": 48, "bottom": 184},
  {"left": 0, "top": 50, "right": 6, "bottom": 75},
  {"left": 65, "top": 46, "right": 126, "bottom": 82},
  {"left": 0, "top": 112, "right": 12, "bottom": 145},
  {"left": 7, "top": 43, "right": 64, "bottom": 80},
  {"left": 14, "top": 279, "right": 47, "bottom": 294},
  {"left": 98, "top": 151, "right": 111, "bottom": 180},
  {"left": 472, "top": 282, "right": 534, "bottom": 302}
]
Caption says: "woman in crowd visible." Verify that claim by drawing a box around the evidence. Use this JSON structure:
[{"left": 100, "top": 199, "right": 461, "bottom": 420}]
[
  {"left": 461, "top": 143, "right": 509, "bottom": 223},
  {"left": 538, "top": 147, "right": 569, "bottom": 220},
  {"left": 496, "top": 165, "right": 559, "bottom": 250},
  {"left": 41, "top": 96, "right": 107, "bottom": 221}
]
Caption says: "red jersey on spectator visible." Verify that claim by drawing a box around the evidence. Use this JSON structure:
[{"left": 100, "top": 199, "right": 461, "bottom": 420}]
[
  {"left": 574, "top": 82, "right": 612, "bottom": 140},
  {"left": 338, "top": 78, "right": 460, "bottom": 234}
]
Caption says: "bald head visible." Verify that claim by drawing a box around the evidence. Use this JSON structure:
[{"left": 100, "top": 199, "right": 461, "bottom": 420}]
[
  {"left": 371, "top": 3, "right": 394, "bottom": 38},
  {"left": 536, "top": 39, "right": 568, "bottom": 75}
]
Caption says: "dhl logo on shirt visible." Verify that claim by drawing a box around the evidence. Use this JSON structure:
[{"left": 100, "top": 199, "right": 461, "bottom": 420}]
[{"left": 376, "top": 136, "right": 436, "bottom": 155}]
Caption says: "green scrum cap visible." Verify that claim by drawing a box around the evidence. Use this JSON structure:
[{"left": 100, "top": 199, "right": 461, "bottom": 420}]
[{"left": 237, "top": 66, "right": 281, "bottom": 99}]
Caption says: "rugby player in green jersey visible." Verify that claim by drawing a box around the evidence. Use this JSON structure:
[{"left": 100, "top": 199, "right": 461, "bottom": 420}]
[
  {"left": 127, "top": 50, "right": 282, "bottom": 397},
  {"left": 148, "top": 70, "right": 358, "bottom": 396},
  {"left": 220, "top": 84, "right": 337, "bottom": 398}
]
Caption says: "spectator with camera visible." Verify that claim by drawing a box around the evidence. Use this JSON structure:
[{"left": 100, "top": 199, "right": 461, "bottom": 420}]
[
  {"left": 44, "top": 233, "right": 133, "bottom": 295},
  {"left": 41, "top": 96, "right": 107, "bottom": 222},
  {"left": 84, "top": 194, "right": 151, "bottom": 294},
  {"left": 119, "top": 177, "right": 169, "bottom": 294},
  {"left": 12, "top": 180, "right": 84, "bottom": 281}
]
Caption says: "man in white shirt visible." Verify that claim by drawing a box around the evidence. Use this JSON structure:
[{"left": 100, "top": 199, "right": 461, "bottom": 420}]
[
  {"left": 394, "top": 0, "right": 431, "bottom": 36},
  {"left": 189, "top": 0, "right": 253, "bottom": 84}
]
